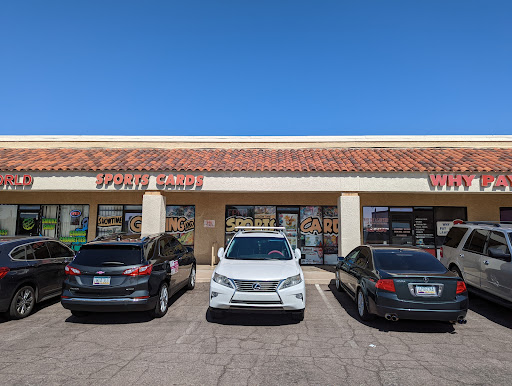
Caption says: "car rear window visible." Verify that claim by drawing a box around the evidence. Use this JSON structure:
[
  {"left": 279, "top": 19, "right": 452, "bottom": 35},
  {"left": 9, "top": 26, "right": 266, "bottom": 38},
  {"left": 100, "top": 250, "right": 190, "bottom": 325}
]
[
  {"left": 73, "top": 245, "right": 143, "bottom": 266},
  {"left": 373, "top": 250, "right": 447, "bottom": 273},
  {"left": 226, "top": 237, "right": 292, "bottom": 260},
  {"left": 443, "top": 227, "right": 468, "bottom": 248}
]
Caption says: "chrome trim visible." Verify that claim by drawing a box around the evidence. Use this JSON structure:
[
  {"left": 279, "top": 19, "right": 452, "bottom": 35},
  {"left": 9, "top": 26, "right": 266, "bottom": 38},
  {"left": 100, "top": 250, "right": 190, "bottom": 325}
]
[
  {"left": 233, "top": 279, "right": 280, "bottom": 292},
  {"left": 62, "top": 297, "right": 148, "bottom": 303},
  {"left": 8, "top": 240, "right": 74, "bottom": 261}
]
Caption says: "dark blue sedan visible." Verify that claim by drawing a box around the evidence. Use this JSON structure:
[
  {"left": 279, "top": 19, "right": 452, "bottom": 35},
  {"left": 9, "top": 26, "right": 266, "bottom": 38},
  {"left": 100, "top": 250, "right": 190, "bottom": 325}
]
[{"left": 335, "top": 245, "right": 468, "bottom": 323}]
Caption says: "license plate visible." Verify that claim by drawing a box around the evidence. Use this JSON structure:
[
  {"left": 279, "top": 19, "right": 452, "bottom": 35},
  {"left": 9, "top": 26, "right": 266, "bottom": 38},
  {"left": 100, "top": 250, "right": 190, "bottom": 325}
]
[
  {"left": 93, "top": 276, "right": 111, "bottom": 285},
  {"left": 415, "top": 285, "right": 436, "bottom": 295}
]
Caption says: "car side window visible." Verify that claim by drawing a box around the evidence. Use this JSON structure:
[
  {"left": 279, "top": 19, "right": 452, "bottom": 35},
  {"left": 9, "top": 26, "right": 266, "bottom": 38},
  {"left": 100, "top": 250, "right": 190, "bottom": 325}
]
[
  {"left": 486, "top": 231, "right": 510, "bottom": 261},
  {"left": 463, "top": 229, "right": 489, "bottom": 254},
  {"left": 31, "top": 241, "right": 51, "bottom": 260},
  {"left": 345, "top": 249, "right": 360, "bottom": 263},
  {"left": 159, "top": 238, "right": 172, "bottom": 257},
  {"left": 144, "top": 240, "right": 157, "bottom": 261},
  {"left": 46, "top": 241, "right": 74, "bottom": 258},
  {"left": 25, "top": 244, "right": 35, "bottom": 260},
  {"left": 354, "top": 248, "right": 370, "bottom": 269},
  {"left": 444, "top": 227, "right": 469, "bottom": 248},
  {"left": 10, "top": 245, "right": 27, "bottom": 260}
]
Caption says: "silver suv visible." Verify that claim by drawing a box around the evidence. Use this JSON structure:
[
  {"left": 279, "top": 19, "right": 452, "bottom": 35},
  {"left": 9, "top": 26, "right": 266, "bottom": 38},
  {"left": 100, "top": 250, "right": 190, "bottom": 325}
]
[{"left": 440, "top": 222, "right": 512, "bottom": 305}]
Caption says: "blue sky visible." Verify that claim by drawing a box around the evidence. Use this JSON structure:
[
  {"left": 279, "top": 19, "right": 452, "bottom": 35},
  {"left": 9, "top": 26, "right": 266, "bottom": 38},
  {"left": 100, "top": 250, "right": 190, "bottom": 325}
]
[{"left": 0, "top": 1, "right": 511, "bottom": 136}]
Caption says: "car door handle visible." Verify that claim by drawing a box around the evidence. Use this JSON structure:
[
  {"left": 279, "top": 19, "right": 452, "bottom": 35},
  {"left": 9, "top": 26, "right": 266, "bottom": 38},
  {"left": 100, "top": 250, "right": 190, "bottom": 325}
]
[{"left": 483, "top": 260, "right": 490, "bottom": 265}]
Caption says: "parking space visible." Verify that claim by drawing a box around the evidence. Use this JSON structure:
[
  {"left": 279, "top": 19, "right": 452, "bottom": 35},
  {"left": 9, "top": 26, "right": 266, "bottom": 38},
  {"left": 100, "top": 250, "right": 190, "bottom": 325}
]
[{"left": 0, "top": 283, "right": 511, "bottom": 385}]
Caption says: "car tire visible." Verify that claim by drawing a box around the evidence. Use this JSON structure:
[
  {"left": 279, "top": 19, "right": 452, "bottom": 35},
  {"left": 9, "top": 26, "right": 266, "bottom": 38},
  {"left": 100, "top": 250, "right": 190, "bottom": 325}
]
[
  {"left": 187, "top": 266, "right": 196, "bottom": 290},
  {"left": 335, "top": 271, "right": 343, "bottom": 292},
  {"left": 450, "top": 266, "right": 463, "bottom": 279},
  {"left": 356, "top": 289, "right": 374, "bottom": 322},
  {"left": 71, "top": 310, "right": 89, "bottom": 317},
  {"left": 291, "top": 309, "right": 305, "bottom": 321},
  {"left": 151, "top": 283, "right": 169, "bottom": 318},
  {"left": 9, "top": 286, "right": 35, "bottom": 319},
  {"left": 209, "top": 307, "right": 226, "bottom": 320}
]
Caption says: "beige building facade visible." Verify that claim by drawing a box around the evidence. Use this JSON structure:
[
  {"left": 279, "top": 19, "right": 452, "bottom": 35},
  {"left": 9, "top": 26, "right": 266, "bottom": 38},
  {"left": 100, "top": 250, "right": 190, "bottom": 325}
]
[{"left": 1, "top": 136, "right": 512, "bottom": 265}]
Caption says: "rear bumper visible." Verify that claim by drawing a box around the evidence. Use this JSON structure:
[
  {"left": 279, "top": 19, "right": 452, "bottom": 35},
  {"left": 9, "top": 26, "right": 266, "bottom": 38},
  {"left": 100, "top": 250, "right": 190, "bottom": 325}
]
[
  {"left": 61, "top": 296, "right": 157, "bottom": 312},
  {"left": 374, "top": 305, "right": 467, "bottom": 321}
]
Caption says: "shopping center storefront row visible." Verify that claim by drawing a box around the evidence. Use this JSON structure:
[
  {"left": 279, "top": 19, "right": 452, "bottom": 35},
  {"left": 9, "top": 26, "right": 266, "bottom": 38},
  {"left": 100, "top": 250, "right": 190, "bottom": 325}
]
[{"left": 1, "top": 136, "right": 512, "bottom": 265}]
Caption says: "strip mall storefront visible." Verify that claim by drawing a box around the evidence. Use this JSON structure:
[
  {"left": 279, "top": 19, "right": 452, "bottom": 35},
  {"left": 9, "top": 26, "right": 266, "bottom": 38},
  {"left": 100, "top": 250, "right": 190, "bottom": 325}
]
[{"left": 1, "top": 136, "right": 512, "bottom": 264}]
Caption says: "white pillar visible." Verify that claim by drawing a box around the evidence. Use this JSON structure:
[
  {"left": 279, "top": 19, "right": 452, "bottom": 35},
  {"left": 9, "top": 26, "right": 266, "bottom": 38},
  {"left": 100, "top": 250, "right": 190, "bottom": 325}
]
[
  {"left": 338, "top": 193, "right": 361, "bottom": 257},
  {"left": 141, "top": 192, "right": 166, "bottom": 237}
]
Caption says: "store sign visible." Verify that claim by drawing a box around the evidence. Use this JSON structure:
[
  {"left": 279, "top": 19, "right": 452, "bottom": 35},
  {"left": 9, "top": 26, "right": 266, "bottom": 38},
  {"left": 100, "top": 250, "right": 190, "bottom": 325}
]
[
  {"left": 225, "top": 217, "right": 277, "bottom": 232},
  {"left": 429, "top": 174, "right": 512, "bottom": 188},
  {"left": 95, "top": 173, "right": 204, "bottom": 189},
  {"left": 0, "top": 174, "right": 33, "bottom": 186},
  {"left": 204, "top": 220, "right": 215, "bottom": 228},
  {"left": 129, "top": 215, "right": 142, "bottom": 233},
  {"left": 97, "top": 215, "right": 123, "bottom": 227},
  {"left": 70, "top": 210, "right": 82, "bottom": 217},
  {"left": 166, "top": 217, "right": 194, "bottom": 232}
]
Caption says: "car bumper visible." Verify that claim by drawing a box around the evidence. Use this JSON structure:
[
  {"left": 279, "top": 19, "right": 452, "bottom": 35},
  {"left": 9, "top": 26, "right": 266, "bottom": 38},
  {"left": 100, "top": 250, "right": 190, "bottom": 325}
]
[
  {"left": 372, "top": 293, "right": 469, "bottom": 321},
  {"left": 61, "top": 296, "right": 157, "bottom": 312},
  {"left": 209, "top": 280, "right": 306, "bottom": 311}
]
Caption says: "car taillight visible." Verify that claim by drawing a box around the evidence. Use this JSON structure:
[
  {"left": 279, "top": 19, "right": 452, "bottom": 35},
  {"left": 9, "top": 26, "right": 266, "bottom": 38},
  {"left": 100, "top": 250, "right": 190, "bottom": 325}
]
[
  {"left": 0, "top": 267, "right": 10, "bottom": 279},
  {"left": 65, "top": 265, "right": 81, "bottom": 276},
  {"left": 376, "top": 279, "right": 396, "bottom": 292},
  {"left": 456, "top": 281, "right": 467, "bottom": 294},
  {"left": 440, "top": 247, "right": 444, "bottom": 258},
  {"left": 123, "top": 265, "right": 153, "bottom": 276}
]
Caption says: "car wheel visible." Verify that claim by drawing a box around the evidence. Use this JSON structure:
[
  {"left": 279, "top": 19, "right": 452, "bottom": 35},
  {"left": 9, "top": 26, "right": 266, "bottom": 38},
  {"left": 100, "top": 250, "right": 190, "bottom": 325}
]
[
  {"left": 356, "top": 289, "right": 374, "bottom": 321},
  {"left": 9, "top": 286, "right": 36, "bottom": 319},
  {"left": 335, "top": 271, "right": 343, "bottom": 292},
  {"left": 151, "top": 283, "right": 169, "bottom": 318},
  {"left": 187, "top": 266, "right": 196, "bottom": 290},
  {"left": 209, "top": 307, "right": 226, "bottom": 320},
  {"left": 451, "top": 266, "right": 463, "bottom": 279},
  {"left": 291, "top": 309, "right": 305, "bottom": 321},
  {"left": 71, "top": 310, "right": 89, "bottom": 317}
]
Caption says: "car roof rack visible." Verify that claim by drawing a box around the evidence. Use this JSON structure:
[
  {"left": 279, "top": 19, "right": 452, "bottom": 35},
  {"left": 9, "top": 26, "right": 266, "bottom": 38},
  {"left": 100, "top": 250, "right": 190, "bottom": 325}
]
[
  {"left": 462, "top": 221, "right": 512, "bottom": 228},
  {"left": 234, "top": 226, "right": 287, "bottom": 235}
]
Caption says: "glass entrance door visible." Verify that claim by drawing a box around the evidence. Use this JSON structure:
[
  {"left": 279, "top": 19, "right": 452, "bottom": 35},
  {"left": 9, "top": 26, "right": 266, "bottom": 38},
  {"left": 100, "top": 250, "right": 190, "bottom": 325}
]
[{"left": 16, "top": 205, "right": 41, "bottom": 236}]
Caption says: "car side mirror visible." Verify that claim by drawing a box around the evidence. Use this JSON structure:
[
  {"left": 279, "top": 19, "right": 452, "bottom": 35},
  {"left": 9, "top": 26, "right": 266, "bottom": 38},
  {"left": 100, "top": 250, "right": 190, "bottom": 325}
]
[
  {"left": 186, "top": 247, "right": 194, "bottom": 254},
  {"left": 488, "top": 246, "right": 511, "bottom": 260},
  {"left": 294, "top": 248, "right": 301, "bottom": 260},
  {"left": 217, "top": 247, "right": 225, "bottom": 261}
]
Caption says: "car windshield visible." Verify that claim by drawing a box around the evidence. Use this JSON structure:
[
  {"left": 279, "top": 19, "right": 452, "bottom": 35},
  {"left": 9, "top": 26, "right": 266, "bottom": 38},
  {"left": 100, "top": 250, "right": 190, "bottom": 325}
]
[
  {"left": 225, "top": 237, "right": 292, "bottom": 260},
  {"left": 72, "top": 245, "right": 143, "bottom": 266},
  {"left": 373, "top": 250, "right": 447, "bottom": 273}
]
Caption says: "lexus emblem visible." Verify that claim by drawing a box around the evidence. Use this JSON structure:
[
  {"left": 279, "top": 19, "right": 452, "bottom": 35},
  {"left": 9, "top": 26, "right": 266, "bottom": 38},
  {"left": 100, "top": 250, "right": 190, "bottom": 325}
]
[
  {"left": 252, "top": 283, "right": 261, "bottom": 291},
  {"left": 423, "top": 277, "right": 429, "bottom": 283},
  {"left": 96, "top": 271, "right": 105, "bottom": 275}
]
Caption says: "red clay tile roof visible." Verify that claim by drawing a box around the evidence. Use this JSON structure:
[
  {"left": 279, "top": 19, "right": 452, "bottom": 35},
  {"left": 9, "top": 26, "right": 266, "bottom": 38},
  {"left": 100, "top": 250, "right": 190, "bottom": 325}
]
[{"left": 1, "top": 148, "right": 512, "bottom": 173}]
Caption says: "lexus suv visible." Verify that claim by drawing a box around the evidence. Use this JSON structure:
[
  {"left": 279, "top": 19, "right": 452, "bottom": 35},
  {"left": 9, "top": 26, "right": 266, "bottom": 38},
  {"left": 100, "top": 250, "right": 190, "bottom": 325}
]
[
  {"left": 0, "top": 236, "right": 74, "bottom": 319},
  {"left": 440, "top": 222, "right": 512, "bottom": 306},
  {"left": 61, "top": 233, "right": 196, "bottom": 317},
  {"left": 209, "top": 227, "right": 306, "bottom": 321}
]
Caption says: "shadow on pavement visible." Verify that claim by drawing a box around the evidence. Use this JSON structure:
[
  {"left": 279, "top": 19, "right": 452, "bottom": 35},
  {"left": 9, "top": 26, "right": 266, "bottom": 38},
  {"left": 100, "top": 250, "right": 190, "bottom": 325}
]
[
  {"left": 468, "top": 292, "right": 512, "bottom": 329},
  {"left": 64, "top": 287, "right": 188, "bottom": 325},
  {"left": 205, "top": 308, "right": 301, "bottom": 326},
  {"left": 327, "top": 281, "right": 456, "bottom": 334},
  {"left": 0, "top": 296, "right": 61, "bottom": 324}
]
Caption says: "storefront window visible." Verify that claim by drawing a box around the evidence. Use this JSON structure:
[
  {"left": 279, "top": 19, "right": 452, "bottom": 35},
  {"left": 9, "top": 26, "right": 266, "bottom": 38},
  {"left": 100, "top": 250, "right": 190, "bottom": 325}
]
[
  {"left": 97, "top": 205, "right": 142, "bottom": 237},
  {"left": 500, "top": 207, "right": 512, "bottom": 222},
  {"left": 225, "top": 205, "right": 339, "bottom": 265},
  {"left": 0, "top": 204, "right": 89, "bottom": 250},
  {"left": 363, "top": 206, "right": 467, "bottom": 258},
  {"left": 166, "top": 205, "right": 195, "bottom": 250}
]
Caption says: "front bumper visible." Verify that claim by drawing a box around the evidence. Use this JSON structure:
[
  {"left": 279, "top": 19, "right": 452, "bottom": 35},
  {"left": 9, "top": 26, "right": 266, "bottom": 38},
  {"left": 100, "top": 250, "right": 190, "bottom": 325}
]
[
  {"left": 61, "top": 296, "right": 157, "bottom": 312},
  {"left": 209, "top": 280, "right": 306, "bottom": 311}
]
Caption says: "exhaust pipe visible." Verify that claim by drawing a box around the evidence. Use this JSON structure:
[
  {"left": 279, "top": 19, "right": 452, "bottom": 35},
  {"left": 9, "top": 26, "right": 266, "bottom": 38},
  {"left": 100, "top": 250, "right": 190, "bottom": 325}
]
[
  {"left": 385, "top": 313, "right": 399, "bottom": 322},
  {"left": 457, "top": 316, "right": 467, "bottom": 324}
]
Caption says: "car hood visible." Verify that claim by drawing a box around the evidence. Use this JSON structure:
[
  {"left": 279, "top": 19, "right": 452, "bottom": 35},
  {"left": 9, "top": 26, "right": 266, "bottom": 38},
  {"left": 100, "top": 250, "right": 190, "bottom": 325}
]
[{"left": 216, "top": 259, "right": 301, "bottom": 281}]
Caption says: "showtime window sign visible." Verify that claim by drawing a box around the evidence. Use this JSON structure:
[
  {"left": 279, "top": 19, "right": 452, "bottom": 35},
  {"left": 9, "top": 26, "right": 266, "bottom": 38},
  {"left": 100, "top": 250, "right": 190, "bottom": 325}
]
[
  {"left": 95, "top": 173, "right": 204, "bottom": 188},
  {"left": 0, "top": 174, "right": 33, "bottom": 186},
  {"left": 429, "top": 174, "right": 512, "bottom": 188}
]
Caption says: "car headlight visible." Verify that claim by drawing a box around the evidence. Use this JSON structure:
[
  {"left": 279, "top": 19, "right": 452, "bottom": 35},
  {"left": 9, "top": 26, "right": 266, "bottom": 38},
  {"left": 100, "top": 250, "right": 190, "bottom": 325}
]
[
  {"left": 280, "top": 274, "right": 302, "bottom": 289},
  {"left": 212, "top": 273, "right": 234, "bottom": 288}
]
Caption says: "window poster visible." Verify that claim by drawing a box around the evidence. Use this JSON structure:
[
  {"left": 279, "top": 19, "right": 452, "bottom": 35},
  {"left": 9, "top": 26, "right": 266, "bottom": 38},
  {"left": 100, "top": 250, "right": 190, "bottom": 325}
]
[
  {"left": 254, "top": 206, "right": 277, "bottom": 227},
  {"left": 0, "top": 205, "right": 18, "bottom": 236},
  {"left": 166, "top": 205, "right": 195, "bottom": 246},
  {"left": 97, "top": 205, "right": 123, "bottom": 237},
  {"left": 300, "top": 206, "right": 323, "bottom": 247},
  {"left": 301, "top": 247, "right": 323, "bottom": 265},
  {"left": 278, "top": 213, "right": 298, "bottom": 249},
  {"left": 323, "top": 206, "right": 339, "bottom": 255}
]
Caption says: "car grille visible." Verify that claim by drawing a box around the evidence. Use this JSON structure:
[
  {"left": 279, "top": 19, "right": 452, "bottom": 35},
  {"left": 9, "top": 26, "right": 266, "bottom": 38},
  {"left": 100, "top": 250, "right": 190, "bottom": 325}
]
[
  {"left": 233, "top": 280, "right": 280, "bottom": 292},
  {"left": 230, "top": 300, "right": 282, "bottom": 305}
]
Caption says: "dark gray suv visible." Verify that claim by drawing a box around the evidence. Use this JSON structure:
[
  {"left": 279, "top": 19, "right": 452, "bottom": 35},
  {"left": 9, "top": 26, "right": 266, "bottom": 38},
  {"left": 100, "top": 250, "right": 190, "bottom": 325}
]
[{"left": 61, "top": 233, "right": 196, "bottom": 317}]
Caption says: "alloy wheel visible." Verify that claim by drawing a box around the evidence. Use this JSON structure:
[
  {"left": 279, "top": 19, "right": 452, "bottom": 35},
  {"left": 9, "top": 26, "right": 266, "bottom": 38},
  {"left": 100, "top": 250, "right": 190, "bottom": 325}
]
[
  {"left": 160, "top": 285, "right": 169, "bottom": 313},
  {"left": 16, "top": 288, "right": 34, "bottom": 316},
  {"left": 191, "top": 267, "right": 196, "bottom": 286},
  {"left": 357, "top": 291, "right": 365, "bottom": 317}
]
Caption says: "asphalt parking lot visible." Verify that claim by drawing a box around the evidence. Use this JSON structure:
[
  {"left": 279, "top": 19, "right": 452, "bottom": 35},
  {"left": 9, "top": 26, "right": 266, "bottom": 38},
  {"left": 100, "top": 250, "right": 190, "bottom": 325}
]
[{"left": 1, "top": 283, "right": 511, "bottom": 386}]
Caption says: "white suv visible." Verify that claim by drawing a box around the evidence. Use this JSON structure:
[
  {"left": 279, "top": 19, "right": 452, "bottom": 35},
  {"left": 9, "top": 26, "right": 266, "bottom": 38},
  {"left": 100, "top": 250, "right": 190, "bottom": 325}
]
[{"left": 209, "top": 227, "right": 306, "bottom": 321}]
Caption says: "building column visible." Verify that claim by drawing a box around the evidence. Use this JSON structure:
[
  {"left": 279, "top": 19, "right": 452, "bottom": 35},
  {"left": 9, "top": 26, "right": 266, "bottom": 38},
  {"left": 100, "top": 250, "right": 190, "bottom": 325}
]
[
  {"left": 141, "top": 191, "right": 166, "bottom": 237},
  {"left": 338, "top": 193, "right": 362, "bottom": 257}
]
